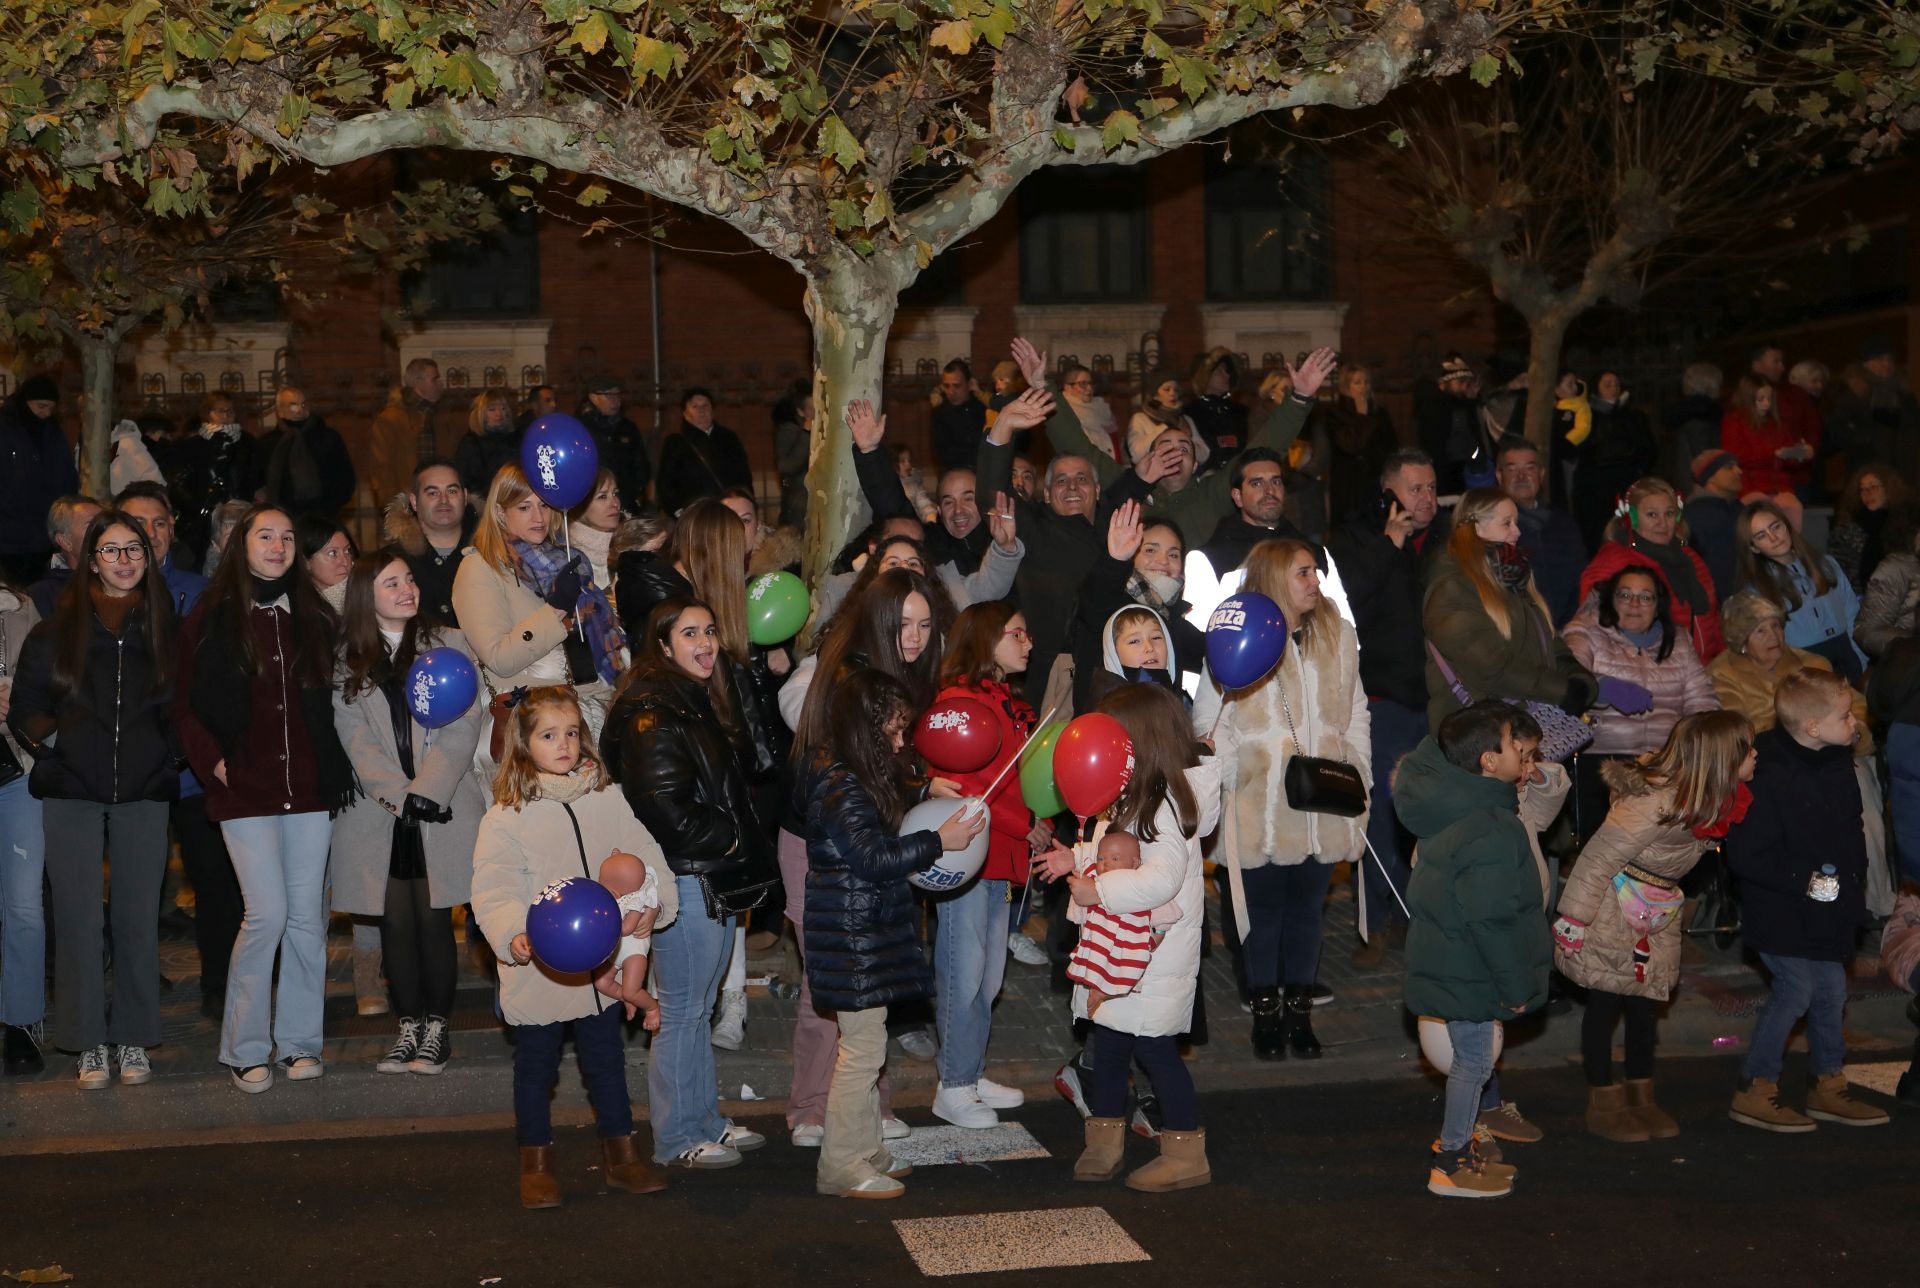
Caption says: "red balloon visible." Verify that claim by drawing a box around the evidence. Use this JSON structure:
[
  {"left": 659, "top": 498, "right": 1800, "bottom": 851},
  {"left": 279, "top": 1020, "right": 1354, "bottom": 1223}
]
[
  {"left": 1053, "top": 713, "right": 1135, "bottom": 818},
  {"left": 914, "top": 695, "right": 1003, "bottom": 773}
]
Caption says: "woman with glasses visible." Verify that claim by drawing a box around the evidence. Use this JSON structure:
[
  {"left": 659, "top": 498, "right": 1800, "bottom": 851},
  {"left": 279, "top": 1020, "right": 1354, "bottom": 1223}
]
[
  {"left": 1735, "top": 498, "right": 1867, "bottom": 683},
  {"left": 8, "top": 512, "right": 179, "bottom": 1089}
]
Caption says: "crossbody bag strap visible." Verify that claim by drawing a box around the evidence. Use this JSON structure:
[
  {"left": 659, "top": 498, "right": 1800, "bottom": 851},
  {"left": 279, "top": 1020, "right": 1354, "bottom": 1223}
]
[
  {"left": 1424, "top": 638, "right": 1473, "bottom": 704},
  {"left": 561, "top": 802, "right": 592, "bottom": 878}
]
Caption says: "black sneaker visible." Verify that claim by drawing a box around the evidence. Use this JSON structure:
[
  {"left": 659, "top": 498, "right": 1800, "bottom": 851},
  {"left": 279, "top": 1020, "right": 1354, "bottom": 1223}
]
[
  {"left": 1310, "top": 982, "right": 1335, "bottom": 1007},
  {"left": 377, "top": 1018, "right": 422, "bottom": 1074},
  {"left": 2, "top": 1024, "right": 43, "bottom": 1076},
  {"left": 408, "top": 1016, "right": 450, "bottom": 1075}
]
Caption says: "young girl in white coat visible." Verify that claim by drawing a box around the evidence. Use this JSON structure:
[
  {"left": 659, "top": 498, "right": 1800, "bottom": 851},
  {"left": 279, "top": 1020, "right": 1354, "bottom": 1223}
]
[
  {"left": 471, "top": 685, "right": 679, "bottom": 1210},
  {"left": 1042, "top": 681, "right": 1221, "bottom": 1192}
]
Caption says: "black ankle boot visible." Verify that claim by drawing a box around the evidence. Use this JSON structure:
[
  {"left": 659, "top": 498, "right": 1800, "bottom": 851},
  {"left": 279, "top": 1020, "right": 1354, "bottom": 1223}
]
[
  {"left": 1283, "top": 986, "right": 1322, "bottom": 1059},
  {"left": 1249, "top": 987, "right": 1285, "bottom": 1060},
  {"left": 3, "top": 1024, "right": 43, "bottom": 1076}
]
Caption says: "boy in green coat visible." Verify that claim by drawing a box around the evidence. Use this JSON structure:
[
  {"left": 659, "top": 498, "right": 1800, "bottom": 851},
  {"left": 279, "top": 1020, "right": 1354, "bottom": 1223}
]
[{"left": 1395, "top": 703, "right": 1551, "bottom": 1199}]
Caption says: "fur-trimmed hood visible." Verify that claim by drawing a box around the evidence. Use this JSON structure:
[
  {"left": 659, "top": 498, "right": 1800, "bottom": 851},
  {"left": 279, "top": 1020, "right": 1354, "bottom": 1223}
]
[
  {"left": 749, "top": 524, "right": 806, "bottom": 579},
  {"left": 382, "top": 492, "right": 474, "bottom": 559}
]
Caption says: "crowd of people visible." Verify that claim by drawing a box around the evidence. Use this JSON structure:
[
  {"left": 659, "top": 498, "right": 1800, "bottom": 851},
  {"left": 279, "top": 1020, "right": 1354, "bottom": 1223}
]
[{"left": 0, "top": 328, "right": 1916, "bottom": 1207}]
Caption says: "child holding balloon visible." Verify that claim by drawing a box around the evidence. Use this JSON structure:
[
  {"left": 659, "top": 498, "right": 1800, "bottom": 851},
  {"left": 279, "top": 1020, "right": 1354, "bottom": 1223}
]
[{"left": 470, "top": 685, "right": 680, "bottom": 1210}]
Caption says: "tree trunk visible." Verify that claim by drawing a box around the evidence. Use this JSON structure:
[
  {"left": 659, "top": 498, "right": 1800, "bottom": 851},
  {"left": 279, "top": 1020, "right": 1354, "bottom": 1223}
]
[
  {"left": 801, "top": 264, "right": 901, "bottom": 581},
  {"left": 1519, "top": 314, "right": 1571, "bottom": 454},
  {"left": 76, "top": 335, "right": 118, "bottom": 499}
]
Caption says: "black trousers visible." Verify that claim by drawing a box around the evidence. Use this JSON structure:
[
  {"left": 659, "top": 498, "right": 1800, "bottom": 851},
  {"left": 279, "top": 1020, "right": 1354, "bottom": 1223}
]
[
  {"left": 172, "top": 794, "right": 242, "bottom": 1000},
  {"left": 1582, "top": 988, "right": 1659, "bottom": 1085}
]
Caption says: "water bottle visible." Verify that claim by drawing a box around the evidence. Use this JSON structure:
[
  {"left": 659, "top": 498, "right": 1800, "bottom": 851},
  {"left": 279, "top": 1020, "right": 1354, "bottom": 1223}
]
[{"left": 1807, "top": 864, "right": 1840, "bottom": 903}]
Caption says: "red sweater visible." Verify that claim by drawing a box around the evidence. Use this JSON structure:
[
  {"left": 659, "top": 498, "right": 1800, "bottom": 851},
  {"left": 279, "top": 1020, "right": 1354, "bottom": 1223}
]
[
  {"left": 934, "top": 678, "right": 1036, "bottom": 883},
  {"left": 1721, "top": 404, "right": 1811, "bottom": 497},
  {"left": 173, "top": 603, "right": 325, "bottom": 823}
]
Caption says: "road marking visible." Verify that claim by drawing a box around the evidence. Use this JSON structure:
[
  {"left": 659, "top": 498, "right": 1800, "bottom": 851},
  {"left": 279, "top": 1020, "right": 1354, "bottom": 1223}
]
[
  {"left": 894, "top": 1206, "right": 1150, "bottom": 1277},
  {"left": 1843, "top": 1061, "right": 1909, "bottom": 1097},
  {"left": 888, "top": 1122, "right": 1049, "bottom": 1167}
]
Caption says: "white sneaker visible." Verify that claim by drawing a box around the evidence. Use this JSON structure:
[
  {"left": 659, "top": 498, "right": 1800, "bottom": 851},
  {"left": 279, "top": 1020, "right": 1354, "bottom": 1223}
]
[
  {"left": 720, "top": 1121, "right": 766, "bottom": 1152},
  {"left": 791, "top": 1123, "right": 824, "bottom": 1148},
  {"left": 1007, "top": 934, "right": 1048, "bottom": 966},
  {"left": 280, "top": 1054, "right": 325, "bottom": 1081},
  {"left": 975, "top": 1076, "right": 1025, "bottom": 1109},
  {"left": 711, "top": 988, "right": 747, "bottom": 1051},
  {"left": 230, "top": 1064, "right": 272, "bottom": 1094},
  {"left": 673, "top": 1141, "right": 742, "bottom": 1169},
  {"left": 825, "top": 1173, "right": 905, "bottom": 1200},
  {"left": 881, "top": 1117, "right": 912, "bottom": 1141},
  {"left": 114, "top": 1045, "right": 152, "bottom": 1086},
  {"left": 895, "top": 1029, "right": 938, "bottom": 1062},
  {"left": 932, "top": 1084, "right": 998, "bottom": 1129},
  {"left": 76, "top": 1045, "right": 110, "bottom": 1090}
]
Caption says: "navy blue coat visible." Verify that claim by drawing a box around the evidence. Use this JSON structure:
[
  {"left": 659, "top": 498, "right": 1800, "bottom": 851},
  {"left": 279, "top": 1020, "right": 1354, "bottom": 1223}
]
[
  {"left": 802, "top": 760, "right": 939, "bottom": 1013},
  {"left": 1725, "top": 726, "right": 1866, "bottom": 962}
]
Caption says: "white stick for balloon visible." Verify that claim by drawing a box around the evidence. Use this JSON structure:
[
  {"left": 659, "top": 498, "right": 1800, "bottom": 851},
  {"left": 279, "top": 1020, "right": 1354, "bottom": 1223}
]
[
  {"left": 974, "top": 701, "right": 1061, "bottom": 807},
  {"left": 561, "top": 512, "right": 585, "bottom": 643}
]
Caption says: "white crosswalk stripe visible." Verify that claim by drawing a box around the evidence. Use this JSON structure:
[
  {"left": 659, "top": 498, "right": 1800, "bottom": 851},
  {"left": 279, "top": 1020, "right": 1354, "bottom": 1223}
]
[{"left": 894, "top": 1206, "right": 1150, "bottom": 1277}]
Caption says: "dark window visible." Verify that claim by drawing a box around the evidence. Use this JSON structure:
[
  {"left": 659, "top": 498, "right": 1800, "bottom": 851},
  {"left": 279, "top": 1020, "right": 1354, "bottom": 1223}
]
[
  {"left": 900, "top": 244, "right": 966, "bottom": 308},
  {"left": 205, "top": 275, "right": 283, "bottom": 323},
  {"left": 1019, "top": 166, "right": 1149, "bottom": 303},
  {"left": 1204, "top": 151, "right": 1329, "bottom": 302},
  {"left": 404, "top": 202, "right": 540, "bottom": 319}
]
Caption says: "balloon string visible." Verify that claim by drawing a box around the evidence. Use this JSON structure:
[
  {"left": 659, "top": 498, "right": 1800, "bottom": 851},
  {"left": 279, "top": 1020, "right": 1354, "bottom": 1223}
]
[
  {"left": 562, "top": 513, "right": 585, "bottom": 644},
  {"left": 979, "top": 702, "right": 1061, "bottom": 805}
]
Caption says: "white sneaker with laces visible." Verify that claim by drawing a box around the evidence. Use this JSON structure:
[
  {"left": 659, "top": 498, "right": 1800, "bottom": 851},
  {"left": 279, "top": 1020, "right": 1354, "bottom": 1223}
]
[
  {"left": 377, "top": 1018, "right": 422, "bottom": 1074},
  {"left": 881, "top": 1117, "right": 912, "bottom": 1141},
  {"left": 408, "top": 1017, "right": 450, "bottom": 1075},
  {"left": 711, "top": 988, "right": 747, "bottom": 1051},
  {"left": 673, "top": 1140, "right": 742, "bottom": 1169},
  {"left": 791, "top": 1123, "right": 824, "bottom": 1148},
  {"left": 720, "top": 1121, "right": 765, "bottom": 1152},
  {"left": 230, "top": 1064, "right": 272, "bottom": 1094},
  {"left": 932, "top": 1084, "right": 998, "bottom": 1129},
  {"left": 975, "top": 1076, "right": 1025, "bottom": 1109},
  {"left": 114, "top": 1045, "right": 152, "bottom": 1086},
  {"left": 1007, "top": 934, "right": 1048, "bottom": 966},
  {"left": 76, "top": 1045, "right": 110, "bottom": 1090}
]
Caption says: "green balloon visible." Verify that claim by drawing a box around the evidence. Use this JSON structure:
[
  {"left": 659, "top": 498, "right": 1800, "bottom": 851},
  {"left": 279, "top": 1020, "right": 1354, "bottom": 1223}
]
[
  {"left": 1018, "top": 722, "right": 1068, "bottom": 818},
  {"left": 747, "top": 571, "right": 809, "bottom": 645}
]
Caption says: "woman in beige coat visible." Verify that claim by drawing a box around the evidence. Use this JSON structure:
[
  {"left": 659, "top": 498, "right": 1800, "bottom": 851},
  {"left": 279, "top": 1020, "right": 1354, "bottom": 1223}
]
[
  {"left": 1553, "top": 711, "right": 1755, "bottom": 1143},
  {"left": 1194, "top": 538, "right": 1368, "bottom": 1061}
]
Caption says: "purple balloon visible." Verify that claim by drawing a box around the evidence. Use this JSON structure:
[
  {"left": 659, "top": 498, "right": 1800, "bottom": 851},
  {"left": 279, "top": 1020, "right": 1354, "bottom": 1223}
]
[
  {"left": 525, "top": 877, "right": 621, "bottom": 975},
  {"left": 521, "top": 413, "right": 600, "bottom": 510},
  {"left": 1205, "top": 592, "right": 1288, "bottom": 690}
]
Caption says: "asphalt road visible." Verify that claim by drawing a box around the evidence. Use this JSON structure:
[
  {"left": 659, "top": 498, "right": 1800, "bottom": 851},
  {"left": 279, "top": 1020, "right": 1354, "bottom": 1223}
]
[{"left": 6, "top": 1054, "right": 1913, "bottom": 1287}]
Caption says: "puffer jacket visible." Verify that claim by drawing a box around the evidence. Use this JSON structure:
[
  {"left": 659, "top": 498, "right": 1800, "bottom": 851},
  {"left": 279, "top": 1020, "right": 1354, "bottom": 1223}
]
[
  {"left": 1422, "top": 560, "right": 1597, "bottom": 730},
  {"left": 1882, "top": 887, "right": 1920, "bottom": 995},
  {"left": 1395, "top": 736, "right": 1550, "bottom": 1021},
  {"left": 802, "top": 759, "right": 940, "bottom": 1012},
  {"left": 1562, "top": 609, "right": 1719, "bottom": 755},
  {"left": 603, "top": 668, "right": 772, "bottom": 878},
  {"left": 1193, "top": 613, "right": 1370, "bottom": 868},
  {"left": 1555, "top": 761, "right": 1712, "bottom": 1000},
  {"left": 1577, "top": 538, "right": 1725, "bottom": 662},
  {"left": 9, "top": 599, "right": 180, "bottom": 804},
  {"left": 1854, "top": 550, "right": 1920, "bottom": 658},
  {"left": 931, "top": 679, "right": 1035, "bottom": 883},
  {"left": 1709, "top": 645, "right": 1873, "bottom": 754},
  {"left": 1726, "top": 726, "right": 1865, "bottom": 963}
]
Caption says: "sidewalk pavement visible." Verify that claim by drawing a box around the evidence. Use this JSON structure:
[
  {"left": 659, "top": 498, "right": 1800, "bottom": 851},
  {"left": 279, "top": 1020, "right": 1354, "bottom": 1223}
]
[{"left": 4, "top": 873, "right": 1914, "bottom": 1154}]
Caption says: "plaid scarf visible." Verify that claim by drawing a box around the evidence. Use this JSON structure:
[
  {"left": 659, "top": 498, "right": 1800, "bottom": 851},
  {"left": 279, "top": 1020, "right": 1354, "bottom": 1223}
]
[
  {"left": 511, "top": 538, "right": 625, "bottom": 685},
  {"left": 1486, "top": 540, "right": 1532, "bottom": 593}
]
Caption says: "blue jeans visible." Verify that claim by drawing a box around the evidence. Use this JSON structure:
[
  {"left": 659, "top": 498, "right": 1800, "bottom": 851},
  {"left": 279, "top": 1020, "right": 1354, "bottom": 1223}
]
[
  {"left": 0, "top": 775, "right": 46, "bottom": 1027},
  {"left": 1440, "top": 1020, "right": 1500, "bottom": 1152},
  {"left": 512, "top": 1002, "right": 633, "bottom": 1146},
  {"left": 648, "top": 874, "right": 734, "bottom": 1161},
  {"left": 934, "top": 876, "right": 1008, "bottom": 1089},
  {"left": 1744, "top": 952, "right": 1848, "bottom": 1082},
  {"left": 219, "top": 812, "right": 333, "bottom": 1069},
  {"left": 1359, "top": 698, "right": 1422, "bottom": 932}
]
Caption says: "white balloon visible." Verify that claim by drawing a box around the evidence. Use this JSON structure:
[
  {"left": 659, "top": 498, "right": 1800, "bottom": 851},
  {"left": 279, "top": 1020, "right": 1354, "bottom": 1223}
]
[
  {"left": 900, "top": 797, "right": 990, "bottom": 893},
  {"left": 1417, "top": 1016, "right": 1505, "bottom": 1075}
]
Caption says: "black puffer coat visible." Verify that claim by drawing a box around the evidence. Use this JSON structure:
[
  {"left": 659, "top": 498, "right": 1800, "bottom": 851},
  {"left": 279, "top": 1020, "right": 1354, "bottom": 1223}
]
[
  {"left": 603, "top": 669, "right": 772, "bottom": 878},
  {"left": 802, "top": 759, "right": 940, "bottom": 1012}
]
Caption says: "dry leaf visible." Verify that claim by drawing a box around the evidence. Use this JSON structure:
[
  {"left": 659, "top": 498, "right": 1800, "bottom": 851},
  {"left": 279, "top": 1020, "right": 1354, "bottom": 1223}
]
[{"left": 5, "top": 1268, "right": 76, "bottom": 1284}]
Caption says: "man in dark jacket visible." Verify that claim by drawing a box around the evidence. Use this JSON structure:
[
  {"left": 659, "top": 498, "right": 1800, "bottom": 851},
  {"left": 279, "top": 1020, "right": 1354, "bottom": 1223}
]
[
  {"left": 386, "top": 460, "right": 475, "bottom": 626},
  {"left": 657, "top": 386, "right": 752, "bottom": 516},
  {"left": 1326, "top": 448, "right": 1450, "bottom": 960},
  {"left": 0, "top": 375, "right": 79, "bottom": 587},
  {"left": 29, "top": 496, "right": 102, "bottom": 619},
  {"left": 260, "top": 387, "right": 357, "bottom": 523},
  {"left": 855, "top": 433, "right": 990, "bottom": 576},
  {"left": 929, "top": 359, "right": 988, "bottom": 476},
  {"left": 1682, "top": 449, "right": 1744, "bottom": 600},
  {"left": 1199, "top": 448, "right": 1313, "bottom": 576},
  {"left": 576, "top": 375, "right": 651, "bottom": 515},
  {"left": 1827, "top": 337, "right": 1920, "bottom": 487},
  {"left": 1415, "top": 355, "right": 1485, "bottom": 494},
  {"left": 1661, "top": 363, "right": 1726, "bottom": 490},
  {"left": 1494, "top": 437, "right": 1585, "bottom": 626}
]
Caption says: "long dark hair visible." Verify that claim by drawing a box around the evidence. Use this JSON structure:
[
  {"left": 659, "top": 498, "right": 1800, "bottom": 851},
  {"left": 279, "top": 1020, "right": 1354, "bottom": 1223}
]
[
  {"left": 1735, "top": 498, "right": 1835, "bottom": 612},
  {"left": 799, "top": 569, "right": 943, "bottom": 754},
  {"left": 199, "top": 505, "right": 336, "bottom": 686},
  {"left": 49, "top": 509, "right": 174, "bottom": 702},
  {"left": 339, "top": 546, "right": 445, "bottom": 702},
  {"left": 1595, "top": 566, "right": 1676, "bottom": 663},
  {"left": 826, "top": 667, "right": 917, "bottom": 829},
  {"left": 940, "top": 600, "right": 1020, "bottom": 688},
  {"left": 1097, "top": 681, "right": 1197, "bottom": 843},
  {"left": 820, "top": 535, "right": 958, "bottom": 642},
  {"left": 620, "top": 596, "right": 736, "bottom": 731}
]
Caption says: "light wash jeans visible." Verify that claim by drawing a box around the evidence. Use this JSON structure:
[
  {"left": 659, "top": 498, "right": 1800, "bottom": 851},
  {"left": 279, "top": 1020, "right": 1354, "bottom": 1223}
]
[
  {"left": 1745, "top": 952, "right": 1848, "bottom": 1082},
  {"left": 648, "top": 874, "right": 735, "bottom": 1162},
  {"left": 1440, "top": 1020, "right": 1501, "bottom": 1152},
  {"left": 0, "top": 775, "right": 47, "bottom": 1027},
  {"left": 219, "top": 812, "right": 332, "bottom": 1069},
  {"left": 934, "top": 876, "right": 1009, "bottom": 1089}
]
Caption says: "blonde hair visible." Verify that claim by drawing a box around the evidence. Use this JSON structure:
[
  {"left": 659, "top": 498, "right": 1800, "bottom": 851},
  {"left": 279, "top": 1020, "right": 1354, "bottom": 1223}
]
[
  {"left": 1242, "top": 538, "right": 1339, "bottom": 668},
  {"left": 1774, "top": 667, "right": 1850, "bottom": 736},
  {"left": 468, "top": 389, "right": 515, "bottom": 436},
  {"left": 668, "top": 498, "right": 749, "bottom": 662},
  {"left": 1603, "top": 476, "right": 1691, "bottom": 545},
  {"left": 471, "top": 464, "right": 539, "bottom": 577},
  {"left": 1446, "top": 488, "right": 1551, "bottom": 640},
  {"left": 1639, "top": 709, "right": 1755, "bottom": 831},
  {"left": 489, "top": 686, "right": 610, "bottom": 809}
]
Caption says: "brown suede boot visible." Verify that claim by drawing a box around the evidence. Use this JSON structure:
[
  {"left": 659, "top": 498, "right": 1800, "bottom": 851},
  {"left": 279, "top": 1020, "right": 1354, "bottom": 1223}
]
[
  {"left": 1805, "top": 1073, "right": 1891, "bottom": 1127},
  {"left": 1125, "top": 1127, "right": 1211, "bottom": 1192},
  {"left": 519, "top": 1145, "right": 562, "bottom": 1209},
  {"left": 1075, "top": 1117, "right": 1128, "bottom": 1182},
  {"left": 1729, "top": 1078, "right": 1816, "bottom": 1133},
  {"left": 601, "top": 1133, "right": 670, "bottom": 1194},
  {"left": 1585, "top": 1084, "right": 1652, "bottom": 1143},
  {"left": 1623, "top": 1078, "right": 1680, "bottom": 1139}
]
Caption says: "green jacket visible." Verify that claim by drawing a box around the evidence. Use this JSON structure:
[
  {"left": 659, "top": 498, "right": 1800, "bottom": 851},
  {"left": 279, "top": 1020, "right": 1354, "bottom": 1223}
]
[
  {"left": 1395, "top": 736, "right": 1550, "bottom": 1021},
  {"left": 1421, "top": 560, "right": 1597, "bottom": 732},
  {"left": 1046, "top": 395, "right": 1310, "bottom": 542}
]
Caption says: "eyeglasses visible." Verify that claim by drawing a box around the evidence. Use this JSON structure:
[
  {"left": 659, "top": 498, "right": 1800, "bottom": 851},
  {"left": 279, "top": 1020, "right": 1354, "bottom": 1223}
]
[
  {"left": 1612, "top": 590, "right": 1656, "bottom": 605},
  {"left": 95, "top": 544, "right": 148, "bottom": 564},
  {"left": 1001, "top": 627, "right": 1031, "bottom": 642}
]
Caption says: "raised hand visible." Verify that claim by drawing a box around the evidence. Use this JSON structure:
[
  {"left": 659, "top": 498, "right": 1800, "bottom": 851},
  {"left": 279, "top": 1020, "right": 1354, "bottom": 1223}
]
[
  {"left": 847, "top": 398, "right": 887, "bottom": 453},
  {"left": 1286, "top": 346, "right": 1339, "bottom": 400},
  {"left": 1010, "top": 336, "right": 1049, "bottom": 390},
  {"left": 989, "top": 490, "right": 1018, "bottom": 552},
  {"left": 990, "top": 387, "right": 1055, "bottom": 442},
  {"left": 1108, "top": 498, "right": 1144, "bottom": 562}
]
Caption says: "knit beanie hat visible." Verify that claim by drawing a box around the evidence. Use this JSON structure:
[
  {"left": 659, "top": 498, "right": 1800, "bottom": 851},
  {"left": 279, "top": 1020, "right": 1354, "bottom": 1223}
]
[
  {"left": 1691, "top": 449, "right": 1738, "bottom": 486},
  {"left": 16, "top": 374, "right": 57, "bottom": 404},
  {"left": 1721, "top": 589, "right": 1783, "bottom": 653}
]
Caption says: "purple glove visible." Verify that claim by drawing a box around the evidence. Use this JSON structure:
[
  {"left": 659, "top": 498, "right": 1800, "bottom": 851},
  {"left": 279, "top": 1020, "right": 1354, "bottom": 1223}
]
[{"left": 1597, "top": 675, "right": 1654, "bottom": 715}]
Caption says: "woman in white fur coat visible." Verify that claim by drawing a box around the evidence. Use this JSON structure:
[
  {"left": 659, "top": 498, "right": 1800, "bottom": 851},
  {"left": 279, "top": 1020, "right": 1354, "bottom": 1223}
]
[{"left": 1193, "top": 537, "right": 1370, "bottom": 1061}]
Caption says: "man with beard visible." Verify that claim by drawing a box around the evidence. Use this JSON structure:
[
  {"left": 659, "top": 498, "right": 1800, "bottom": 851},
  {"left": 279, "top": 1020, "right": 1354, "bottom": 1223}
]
[
  {"left": 260, "top": 387, "right": 357, "bottom": 523},
  {"left": 384, "top": 459, "right": 475, "bottom": 626},
  {"left": 1198, "top": 448, "right": 1313, "bottom": 576}
]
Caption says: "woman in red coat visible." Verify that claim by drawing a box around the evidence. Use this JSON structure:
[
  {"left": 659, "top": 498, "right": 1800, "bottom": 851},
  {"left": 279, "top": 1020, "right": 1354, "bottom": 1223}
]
[
  {"left": 1577, "top": 477, "right": 1725, "bottom": 662},
  {"left": 927, "top": 600, "right": 1044, "bottom": 1131},
  {"left": 1722, "top": 379, "right": 1814, "bottom": 498}
]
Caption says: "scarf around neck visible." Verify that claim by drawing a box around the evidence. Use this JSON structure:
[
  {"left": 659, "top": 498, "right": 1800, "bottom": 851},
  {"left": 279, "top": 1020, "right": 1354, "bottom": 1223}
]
[
  {"left": 1634, "top": 537, "right": 1709, "bottom": 615},
  {"left": 535, "top": 763, "right": 599, "bottom": 805},
  {"left": 1486, "top": 541, "right": 1532, "bottom": 593},
  {"left": 512, "top": 538, "right": 624, "bottom": 685},
  {"left": 1693, "top": 781, "right": 1754, "bottom": 839},
  {"left": 1064, "top": 389, "right": 1120, "bottom": 461}
]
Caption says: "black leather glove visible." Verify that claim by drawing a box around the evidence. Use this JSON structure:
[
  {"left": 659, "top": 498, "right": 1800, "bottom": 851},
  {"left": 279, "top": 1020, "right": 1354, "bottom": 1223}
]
[
  {"left": 402, "top": 792, "right": 453, "bottom": 824},
  {"left": 543, "top": 564, "right": 583, "bottom": 613}
]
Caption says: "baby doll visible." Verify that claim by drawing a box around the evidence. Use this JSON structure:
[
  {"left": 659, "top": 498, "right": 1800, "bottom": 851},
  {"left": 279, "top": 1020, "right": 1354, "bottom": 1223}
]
[
  {"left": 1062, "top": 827, "right": 1180, "bottom": 1017},
  {"left": 594, "top": 851, "right": 662, "bottom": 1029}
]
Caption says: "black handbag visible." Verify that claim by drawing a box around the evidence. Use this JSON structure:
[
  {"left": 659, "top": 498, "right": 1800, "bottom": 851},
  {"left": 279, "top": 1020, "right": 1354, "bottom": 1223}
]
[
  {"left": 1275, "top": 657, "right": 1369, "bottom": 818},
  {"left": 696, "top": 858, "right": 781, "bottom": 920}
]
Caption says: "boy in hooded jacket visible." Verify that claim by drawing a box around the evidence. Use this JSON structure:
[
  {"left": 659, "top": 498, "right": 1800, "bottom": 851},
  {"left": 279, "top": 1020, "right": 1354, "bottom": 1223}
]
[{"left": 1396, "top": 703, "right": 1550, "bottom": 1199}]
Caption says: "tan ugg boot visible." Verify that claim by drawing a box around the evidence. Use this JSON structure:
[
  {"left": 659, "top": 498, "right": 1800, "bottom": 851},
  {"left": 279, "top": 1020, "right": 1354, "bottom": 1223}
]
[
  {"left": 1124, "top": 1127, "right": 1211, "bottom": 1192},
  {"left": 1585, "top": 1084, "right": 1652, "bottom": 1143},
  {"left": 519, "top": 1146, "right": 562, "bottom": 1209},
  {"left": 1728, "top": 1078, "right": 1816, "bottom": 1133},
  {"left": 1623, "top": 1078, "right": 1680, "bottom": 1139},
  {"left": 1074, "top": 1117, "right": 1128, "bottom": 1182}
]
